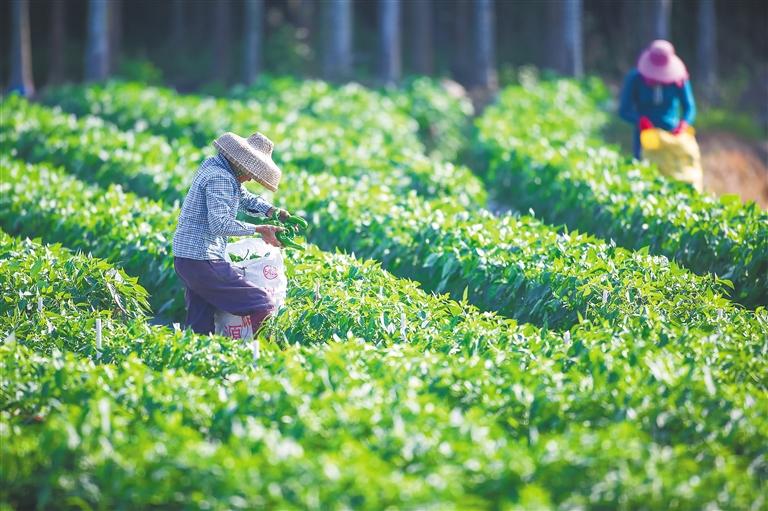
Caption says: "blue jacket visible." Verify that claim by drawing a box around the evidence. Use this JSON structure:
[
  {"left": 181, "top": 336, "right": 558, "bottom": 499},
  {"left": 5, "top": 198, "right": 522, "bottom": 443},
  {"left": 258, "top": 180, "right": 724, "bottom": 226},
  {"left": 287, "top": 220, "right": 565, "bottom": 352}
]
[{"left": 619, "top": 69, "right": 696, "bottom": 131}]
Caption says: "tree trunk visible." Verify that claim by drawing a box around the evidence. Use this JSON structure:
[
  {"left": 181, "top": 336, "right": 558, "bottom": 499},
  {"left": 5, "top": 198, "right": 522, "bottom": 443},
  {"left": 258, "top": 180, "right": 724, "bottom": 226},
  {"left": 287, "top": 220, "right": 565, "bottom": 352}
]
[
  {"left": 649, "top": 0, "right": 671, "bottom": 40},
  {"left": 379, "top": 0, "right": 401, "bottom": 85},
  {"left": 213, "top": 0, "right": 232, "bottom": 83},
  {"left": 546, "top": 0, "right": 582, "bottom": 77},
  {"left": 296, "top": 0, "right": 315, "bottom": 75},
  {"left": 323, "top": 0, "right": 352, "bottom": 82},
  {"left": 85, "top": 0, "right": 109, "bottom": 81},
  {"left": 433, "top": 0, "right": 451, "bottom": 74},
  {"left": 8, "top": 0, "right": 35, "bottom": 96},
  {"left": 697, "top": 0, "right": 717, "bottom": 102},
  {"left": 48, "top": 0, "right": 66, "bottom": 86},
  {"left": 243, "top": 0, "right": 264, "bottom": 84},
  {"left": 473, "top": 0, "right": 497, "bottom": 89},
  {"left": 171, "top": 0, "right": 185, "bottom": 47},
  {"left": 451, "top": 0, "right": 471, "bottom": 85},
  {"left": 562, "top": 0, "right": 583, "bottom": 77},
  {"left": 410, "top": 0, "right": 433, "bottom": 75},
  {"left": 546, "top": 0, "right": 563, "bottom": 72},
  {"left": 109, "top": 0, "right": 123, "bottom": 74}
]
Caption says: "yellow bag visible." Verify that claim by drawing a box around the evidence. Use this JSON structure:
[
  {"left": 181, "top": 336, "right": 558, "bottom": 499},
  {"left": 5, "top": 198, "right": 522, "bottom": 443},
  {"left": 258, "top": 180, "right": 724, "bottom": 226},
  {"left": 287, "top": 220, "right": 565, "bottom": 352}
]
[{"left": 641, "top": 127, "right": 703, "bottom": 191}]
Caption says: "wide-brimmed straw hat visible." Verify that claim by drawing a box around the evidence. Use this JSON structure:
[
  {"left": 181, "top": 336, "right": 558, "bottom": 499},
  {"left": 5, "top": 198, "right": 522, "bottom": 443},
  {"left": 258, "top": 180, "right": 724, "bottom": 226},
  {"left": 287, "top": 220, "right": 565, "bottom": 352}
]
[
  {"left": 637, "top": 40, "right": 689, "bottom": 84},
  {"left": 213, "top": 132, "right": 281, "bottom": 192}
]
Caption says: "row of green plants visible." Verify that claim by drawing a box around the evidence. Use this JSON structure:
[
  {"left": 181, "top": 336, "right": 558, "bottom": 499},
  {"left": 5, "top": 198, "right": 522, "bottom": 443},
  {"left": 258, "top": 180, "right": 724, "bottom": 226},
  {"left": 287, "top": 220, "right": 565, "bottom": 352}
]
[
  {"left": 6, "top": 331, "right": 766, "bottom": 511},
  {"left": 3, "top": 92, "right": 469, "bottom": 208},
  {"left": 0, "top": 231, "right": 149, "bottom": 321},
  {"left": 8, "top": 95, "right": 763, "bottom": 345},
  {"left": 0, "top": 95, "right": 202, "bottom": 204},
  {"left": 285, "top": 172, "right": 766, "bottom": 334},
  {"left": 3, "top": 92, "right": 482, "bottom": 207},
  {"left": 5, "top": 338, "right": 764, "bottom": 510},
  {"left": 1, "top": 236, "right": 765, "bottom": 508},
  {"left": 42, "top": 82, "right": 486, "bottom": 206},
  {"left": 474, "top": 78, "right": 768, "bottom": 308},
  {"left": 3, "top": 288, "right": 766, "bottom": 509},
  {"left": 230, "top": 75, "right": 474, "bottom": 161}
]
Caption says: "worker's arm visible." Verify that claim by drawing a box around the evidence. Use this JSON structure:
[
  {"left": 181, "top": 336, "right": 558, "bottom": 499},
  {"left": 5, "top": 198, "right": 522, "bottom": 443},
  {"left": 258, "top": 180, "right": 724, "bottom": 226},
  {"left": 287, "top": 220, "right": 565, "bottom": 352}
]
[
  {"left": 239, "top": 187, "right": 275, "bottom": 218},
  {"left": 618, "top": 70, "right": 640, "bottom": 124},
  {"left": 680, "top": 80, "right": 697, "bottom": 125},
  {"left": 205, "top": 174, "right": 257, "bottom": 236}
]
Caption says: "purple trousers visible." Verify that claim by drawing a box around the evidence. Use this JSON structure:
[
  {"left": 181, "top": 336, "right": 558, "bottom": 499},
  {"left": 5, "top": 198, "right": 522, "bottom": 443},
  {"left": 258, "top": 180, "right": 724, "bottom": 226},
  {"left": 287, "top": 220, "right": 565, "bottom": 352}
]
[{"left": 174, "top": 257, "right": 275, "bottom": 334}]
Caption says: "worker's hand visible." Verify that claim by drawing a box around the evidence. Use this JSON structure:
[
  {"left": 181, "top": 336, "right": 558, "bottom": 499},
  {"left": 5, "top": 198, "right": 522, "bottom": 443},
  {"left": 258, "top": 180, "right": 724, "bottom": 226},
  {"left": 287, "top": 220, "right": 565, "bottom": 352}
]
[
  {"left": 254, "top": 225, "right": 284, "bottom": 248},
  {"left": 269, "top": 207, "right": 290, "bottom": 222},
  {"left": 276, "top": 208, "right": 291, "bottom": 222},
  {"left": 638, "top": 116, "right": 654, "bottom": 131},
  {"left": 672, "top": 120, "right": 688, "bottom": 135}
]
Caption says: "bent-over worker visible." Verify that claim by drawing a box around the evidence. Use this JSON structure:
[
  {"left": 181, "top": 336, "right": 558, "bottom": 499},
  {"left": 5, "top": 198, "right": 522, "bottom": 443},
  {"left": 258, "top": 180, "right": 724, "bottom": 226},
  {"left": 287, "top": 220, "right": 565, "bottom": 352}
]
[
  {"left": 172, "top": 132, "right": 291, "bottom": 334},
  {"left": 619, "top": 39, "right": 697, "bottom": 160}
]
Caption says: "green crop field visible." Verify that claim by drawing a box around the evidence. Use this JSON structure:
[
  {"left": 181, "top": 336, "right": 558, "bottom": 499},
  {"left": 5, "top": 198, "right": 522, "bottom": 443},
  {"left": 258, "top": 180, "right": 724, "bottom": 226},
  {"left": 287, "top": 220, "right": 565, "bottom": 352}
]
[{"left": 1, "top": 76, "right": 767, "bottom": 510}]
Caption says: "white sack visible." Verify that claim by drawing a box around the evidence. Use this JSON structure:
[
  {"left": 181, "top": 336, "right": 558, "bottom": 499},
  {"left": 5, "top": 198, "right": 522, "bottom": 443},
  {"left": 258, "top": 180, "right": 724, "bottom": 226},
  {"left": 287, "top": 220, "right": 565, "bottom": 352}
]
[{"left": 214, "top": 238, "right": 287, "bottom": 340}]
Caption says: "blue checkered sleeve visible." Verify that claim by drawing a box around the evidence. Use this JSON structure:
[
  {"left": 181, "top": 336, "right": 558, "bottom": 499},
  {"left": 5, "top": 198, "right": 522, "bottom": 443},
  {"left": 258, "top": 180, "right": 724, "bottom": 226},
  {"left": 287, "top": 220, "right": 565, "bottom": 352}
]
[
  {"left": 206, "top": 174, "right": 257, "bottom": 236},
  {"left": 240, "top": 188, "right": 274, "bottom": 218}
]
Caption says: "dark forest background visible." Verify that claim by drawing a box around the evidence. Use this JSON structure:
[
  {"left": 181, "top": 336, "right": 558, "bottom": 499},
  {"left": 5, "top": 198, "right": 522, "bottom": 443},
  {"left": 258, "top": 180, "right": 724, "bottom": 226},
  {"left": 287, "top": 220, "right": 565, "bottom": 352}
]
[{"left": 2, "top": 0, "right": 767, "bottom": 118}]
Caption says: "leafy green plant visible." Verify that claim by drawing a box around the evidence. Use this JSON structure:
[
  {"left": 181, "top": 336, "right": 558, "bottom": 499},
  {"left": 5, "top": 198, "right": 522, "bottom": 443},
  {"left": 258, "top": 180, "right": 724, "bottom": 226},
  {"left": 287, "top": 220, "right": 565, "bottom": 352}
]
[
  {"left": 0, "top": 232, "right": 149, "bottom": 321},
  {"left": 384, "top": 76, "right": 474, "bottom": 160}
]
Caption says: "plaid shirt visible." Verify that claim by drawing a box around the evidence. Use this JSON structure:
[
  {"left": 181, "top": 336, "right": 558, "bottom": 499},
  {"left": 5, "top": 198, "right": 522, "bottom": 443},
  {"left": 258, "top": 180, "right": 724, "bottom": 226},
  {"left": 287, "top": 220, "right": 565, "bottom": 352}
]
[{"left": 173, "top": 154, "right": 274, "bottom": 260}]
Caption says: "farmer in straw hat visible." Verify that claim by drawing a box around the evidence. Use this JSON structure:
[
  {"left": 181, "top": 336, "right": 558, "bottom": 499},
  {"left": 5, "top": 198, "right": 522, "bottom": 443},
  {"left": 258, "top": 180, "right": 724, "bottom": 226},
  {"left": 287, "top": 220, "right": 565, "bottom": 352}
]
[
  {"left": 173, "top": 132, "right": 291, "bottom": 334},
  {"left": 619, "top": 40, "right": 697, "bottom": 159}
]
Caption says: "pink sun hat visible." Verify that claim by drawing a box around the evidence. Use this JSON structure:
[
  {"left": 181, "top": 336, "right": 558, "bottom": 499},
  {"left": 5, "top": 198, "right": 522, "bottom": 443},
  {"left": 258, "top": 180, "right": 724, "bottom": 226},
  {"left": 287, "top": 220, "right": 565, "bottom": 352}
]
[{"left": 637, "top": 40, "right": 689, "bottom": 84}]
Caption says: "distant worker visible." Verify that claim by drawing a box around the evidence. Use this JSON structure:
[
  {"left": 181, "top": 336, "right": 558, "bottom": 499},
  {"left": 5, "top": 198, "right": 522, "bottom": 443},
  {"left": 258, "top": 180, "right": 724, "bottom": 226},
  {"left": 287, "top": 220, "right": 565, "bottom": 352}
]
[
  {"left": 619, "top": 40, "right": 697, "bottom": 160},
  {"left": 172, "top": 132, "right": 292, "bottom": 334}
]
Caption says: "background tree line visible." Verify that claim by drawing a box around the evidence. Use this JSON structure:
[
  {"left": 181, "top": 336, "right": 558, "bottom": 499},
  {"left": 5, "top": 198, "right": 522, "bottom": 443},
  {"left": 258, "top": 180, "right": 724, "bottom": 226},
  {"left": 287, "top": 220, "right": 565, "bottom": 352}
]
[{"left": 3, "top": 0, "right": 766, "bottom": 111}]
